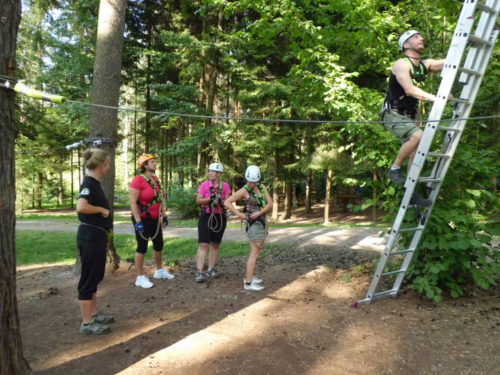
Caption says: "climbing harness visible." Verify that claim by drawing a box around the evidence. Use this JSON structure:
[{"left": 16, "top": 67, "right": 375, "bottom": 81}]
[
  {"left": 205, "top": 182, "right": 226, "bottom": 233},
  {"left": 242, "top": 184, "right": 267, "bottom": 232},
  {"left": 135, "top": 174, "right": 163, "bottom": 241}
]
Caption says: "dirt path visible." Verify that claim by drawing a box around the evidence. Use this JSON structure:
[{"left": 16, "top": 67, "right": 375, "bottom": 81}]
[{"left": 15, "top": 218, "right": 500, "bottom": 374}]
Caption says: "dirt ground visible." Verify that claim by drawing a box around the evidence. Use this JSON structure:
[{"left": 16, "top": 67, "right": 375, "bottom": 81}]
[{"left": 17, "top": 206, "right": 500, "bottom": 375}]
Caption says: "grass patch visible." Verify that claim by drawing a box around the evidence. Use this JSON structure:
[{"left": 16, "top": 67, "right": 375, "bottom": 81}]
[
  {"left": 16, "top": 230, "right": 284, "bottom": 266},
  {"left": 16, "top": 214, "right": 79, "bottom": 221}
]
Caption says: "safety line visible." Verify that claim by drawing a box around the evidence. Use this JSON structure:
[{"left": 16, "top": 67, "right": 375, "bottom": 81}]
[
  {"left": 3, "top": 77, "right": 498, "bottom": 125},
  {"left": 66, "top": 99, "right": 500, "bottom": 125}
]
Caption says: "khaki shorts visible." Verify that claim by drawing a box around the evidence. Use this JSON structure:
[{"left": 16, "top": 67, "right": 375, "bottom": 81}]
[
  {"left": 382, "top": 110, "right": 420, "bottom": 144},
  {"left": 247, "top": 221, "right": 267, "bottom": 241}
]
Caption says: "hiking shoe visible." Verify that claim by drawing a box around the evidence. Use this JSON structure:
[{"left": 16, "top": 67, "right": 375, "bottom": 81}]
[
  {"left": 252, "top": 276, "right": 263, "bottom": 284},
  {"left": 387, "top": 168, "right": 406, "bottom": 185},
  {"left": 206, "top": 268, "right": 220, "bottom": 279},
  {"left": 92, "top": 312, "right": 115, "bottom": 324},
  {"left": 244, "top": 279, "right": 265, "bottom": 291},
  {"left": 410, "top": 193, "right": 432, "bottom": 207},
  {"left": 80, "top": 321, "right": 110, "bottom": 335},
  {"left": 195, "top": 272, "right": 205, "bottom": 283},
  {"left": 153, "top": 268, "right": 175, "bottom": 280},
  {"left": 135, "top": 275, "right": 154, "bottom": 288}
]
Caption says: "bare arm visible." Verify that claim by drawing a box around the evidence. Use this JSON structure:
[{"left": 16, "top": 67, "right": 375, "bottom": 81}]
[
  {"left": 424, "top": 58, "right": 445, "bottom": 73},
  {"left": 77, "top": 198, "right": 109, "bottom": 218},
  {"left": 196, "top": 193, "right": 211, "bottom": 206},
  {"left": 129, "top": 187, "right": 142, "bottom": 222},
  {"left": 224, "top": 189, "right": 248, "bottom": 221},
  {"left": 392, "top": 59, "right": 436, "bottom": 101}
]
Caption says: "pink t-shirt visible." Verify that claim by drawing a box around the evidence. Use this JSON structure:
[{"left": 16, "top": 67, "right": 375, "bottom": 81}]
[
  {"left": 198, "top": 180, "right": 231, "bottom": 214},
  {"left": 130, "top": 175, "right": 162, "bottom": 219}
]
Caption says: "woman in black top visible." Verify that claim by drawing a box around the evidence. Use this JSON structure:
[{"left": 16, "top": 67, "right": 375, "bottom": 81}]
[{"left": 76, "top": 148, "right": 114, "bottom": 335}]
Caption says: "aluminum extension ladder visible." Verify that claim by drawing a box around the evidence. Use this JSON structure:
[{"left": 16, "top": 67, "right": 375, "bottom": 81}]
[{"left": 355, "top": 0, "right": 499, "bottom": 306}]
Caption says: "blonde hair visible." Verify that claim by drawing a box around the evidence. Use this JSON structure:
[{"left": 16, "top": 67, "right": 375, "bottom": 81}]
[{"left": 83, "top": 148, "right": 109, "bottom": 170}]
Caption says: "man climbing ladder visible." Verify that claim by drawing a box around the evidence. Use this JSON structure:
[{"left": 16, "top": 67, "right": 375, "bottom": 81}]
[
  {"left": 382, "top": 29, "right": 444, "bottom": 206},
  {"left": 357, "top": 0, "right": 499, "bottom": 306}
]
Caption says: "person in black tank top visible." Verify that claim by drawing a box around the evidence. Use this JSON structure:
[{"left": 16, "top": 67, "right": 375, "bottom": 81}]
[{"left": 382, "top": 30, "right": 444, "bottom": 205}]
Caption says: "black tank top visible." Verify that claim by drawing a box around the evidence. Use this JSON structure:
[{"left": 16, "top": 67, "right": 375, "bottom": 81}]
[{"left": 383, "top": 57, "right": 427, "bottom": 119}]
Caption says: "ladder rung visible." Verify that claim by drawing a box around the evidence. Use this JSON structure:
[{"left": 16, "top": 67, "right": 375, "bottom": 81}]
[
  {"left": 391, "top": 248, "right": 416, "bottom": 255},
  {"left": 437, "top": 126, "right": 461, "bottom": 132},
  {"left": 468, "top": 35, "right": 492, "bottom": 47},
  {"left": 476, "top": 2, "right": 495, "bottom": 13},
  {"left": 448, "top": 98, "right": 470, "bottom": 104},
  {"left": 418, "top": 177, "right": 442, "bottom": 183},
  {"left": 426, "top": 152, "right": 451, "bottom": 158},
  {"left": 382, "top": 269, "right": 406, "bottom": 277},
  {"left": 372, "top": 289, "right": 399, "bottom": 299},
  {"left": 398, "top": 227, "right": 422, "bottom": 233},
  {"left": 458, "top": 67, "right": 482, "bottom": 77}
]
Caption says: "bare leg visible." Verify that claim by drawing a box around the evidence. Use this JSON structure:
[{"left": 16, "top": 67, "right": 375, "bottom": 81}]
[
  {"left": 79, "top": 293, "right": 97, "bottom": 324},
  {"left": 196, "top": 243, "right": 209, "bottom": 272},
  {"left": 393, "top": 130, "right": 423, "bottom": 168},
  {"left": 153, "top": 250, "right": 163, "bottom": 270},
  {"left": 135, "top": 252, "right": 145, "bottom": 276},
  {"left": 208, "top": 243, "right": 221, "bottom": 269},
  {"left": 246, "top": 240, "right": 264, "bottom": 282}
]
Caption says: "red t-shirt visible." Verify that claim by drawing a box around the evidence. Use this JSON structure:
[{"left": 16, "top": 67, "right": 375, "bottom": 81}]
[{"left": 130, "top": 175, "right": 163, "bottom": 219}]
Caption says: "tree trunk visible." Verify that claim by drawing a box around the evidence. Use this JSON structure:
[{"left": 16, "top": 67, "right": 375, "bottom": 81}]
[
  {"left": 70, "top": 151, "right": 74, "bottom": 209},
  {"left": 323, "top": 169, "right": 334, "bottom": 224},
  {"left": 371, "top": 169, "right": 378, "bottom": 223},
  {"left": 0, "top": 1, "right": 32, "bottom": 373},
  {"left": 304, "top": 171, "right": 312, "bottom": 213},
  {"left": 271, "top": 152, "right": 280, "bottom": 221},
  {"left": 282, "top": 181, "right": 293, "bottom": 220},
  {"left": 88, "top": 0, "right": 127, "bottom": 273},
  {"left": 36, "top": 171, "right": 43, "bottom": 209}
]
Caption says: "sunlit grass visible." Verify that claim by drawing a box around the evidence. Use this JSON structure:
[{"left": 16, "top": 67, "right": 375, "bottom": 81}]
[{"left": 16, "top": 230, "right": 285, "bottom": 266}]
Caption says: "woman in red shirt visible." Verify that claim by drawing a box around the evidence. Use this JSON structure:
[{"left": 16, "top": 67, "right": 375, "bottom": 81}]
[{"left": 129, "top": 154, "right": 174, "bottom": 288}]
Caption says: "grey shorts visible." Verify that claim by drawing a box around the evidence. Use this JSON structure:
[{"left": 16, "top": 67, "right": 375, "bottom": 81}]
[
  {"left": 382, "top": 110, "right": 420, "bottom": 144},
  {"left": 247, "top": 221, "right": 267, "bottom": 241}
]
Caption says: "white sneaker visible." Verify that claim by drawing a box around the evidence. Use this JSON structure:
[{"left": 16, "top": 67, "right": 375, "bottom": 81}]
[
  {"left": 244, "top": 279, "right": 265, "bottom": 291},
  {"left": 135, "top": 275, "right": 154, "bottom": 288},
  {"left": 153, "top": 268, "right": 175, "bottom": 280},
  {"left": 252, "top": 276, "right": 263, "bottom": 284}
]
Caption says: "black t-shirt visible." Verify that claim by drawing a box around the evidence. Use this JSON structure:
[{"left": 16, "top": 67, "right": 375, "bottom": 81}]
[{"left": 77, "top": 176, "right": 112, "bottom": 241}]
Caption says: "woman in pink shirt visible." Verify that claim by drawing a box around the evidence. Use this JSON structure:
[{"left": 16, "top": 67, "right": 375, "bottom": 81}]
[
  {"left": 195, "top": 162, "right": 231, "bottom": 283},
  {"left": 129, "top": 154, "right": 174, "bottom": 288}
]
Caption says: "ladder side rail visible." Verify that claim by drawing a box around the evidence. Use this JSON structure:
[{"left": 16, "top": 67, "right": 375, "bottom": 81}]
[
  {"left": 363, "top": 186, "right": 423, "bottom": 301},
  {"left": 441, "top": 0, "right": 482, "bottom": 77},
  {"left": 429, "top": 28, "right": 499, "bottom": 181},
  {"left": 391, "top": 229, "right": 427, "bottom": 293},
  {"left": 459, "top": 3, "right": 500, "bottom": 82},
  {"left": 414, "top": 27, "right": 498, "bottom": 182}
]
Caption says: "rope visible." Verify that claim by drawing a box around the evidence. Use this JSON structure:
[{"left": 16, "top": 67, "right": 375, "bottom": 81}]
[
  {"left": 3, "top": 77, "right": 498, "bottom": 125},
  {"left": 207, "top": 208, "right": 225, "bottom": 233},
  {"left": 66, "top": 99, "right": 499, "bottom": 125},
  {"left": 137, "top": 205, "right": 162, "bottom": 241}
]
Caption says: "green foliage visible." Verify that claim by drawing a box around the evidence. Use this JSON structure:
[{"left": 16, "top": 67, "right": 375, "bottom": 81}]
[
  {"left": 405, "top": 138, "right": 499, "bottom": 302},
  {"left": 15, "top": 0, "right": 499, "bottom": 302},
  {"left": 167, "top": 184, "right": 200, "bottom": 219}
]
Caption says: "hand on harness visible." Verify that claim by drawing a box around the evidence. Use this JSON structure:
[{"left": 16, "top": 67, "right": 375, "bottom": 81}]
[
  {"left": 209, "top": 195, "right": 223, "bottom": 206},
  {"left": 135, "top": 222, "right": 144, "bottom": 232},
  {"left": 162, "top": 215, "right": 169, "bottom": 228}
]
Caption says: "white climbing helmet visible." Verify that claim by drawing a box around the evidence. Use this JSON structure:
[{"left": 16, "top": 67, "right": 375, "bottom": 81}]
[
  {"left": 245, "top": 165, "right": 261, "bottom": 182},
  {"left": 398, "top": 30, "right": 420, "bottom": 51},
  {"left": 208, "top": 162, "right": 224, "bottom": 173}
]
